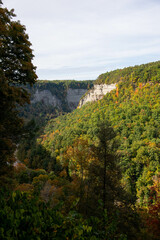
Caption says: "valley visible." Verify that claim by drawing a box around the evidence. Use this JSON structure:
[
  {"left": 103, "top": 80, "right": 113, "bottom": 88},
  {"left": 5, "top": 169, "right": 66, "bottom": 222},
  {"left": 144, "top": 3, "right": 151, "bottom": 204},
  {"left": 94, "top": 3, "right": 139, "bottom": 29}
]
[
  {"left": 1, "top": 60, "right": 160, "bottom": 239},
  {"left": 16, "top": 61, "right": 160, "bottom": 239},
  {"left": 1, "top": 2, "right": 160, "bottom": 239}
]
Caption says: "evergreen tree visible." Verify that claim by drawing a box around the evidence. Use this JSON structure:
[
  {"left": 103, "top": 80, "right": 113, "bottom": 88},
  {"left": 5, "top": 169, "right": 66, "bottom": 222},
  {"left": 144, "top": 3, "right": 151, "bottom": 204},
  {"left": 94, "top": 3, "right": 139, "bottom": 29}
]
[
  {"left": 0, "top": 1, "right": 37, "bottom": 180},
  {"left": 84, "top": 121, "right": 123, "bottom": 216}
]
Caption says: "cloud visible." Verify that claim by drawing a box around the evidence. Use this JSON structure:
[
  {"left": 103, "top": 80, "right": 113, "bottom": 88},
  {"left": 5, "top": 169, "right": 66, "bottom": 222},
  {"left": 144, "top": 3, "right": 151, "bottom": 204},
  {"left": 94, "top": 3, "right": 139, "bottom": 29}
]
[{"left": 4, "top": 0, "right": 160, "bottom": 80}]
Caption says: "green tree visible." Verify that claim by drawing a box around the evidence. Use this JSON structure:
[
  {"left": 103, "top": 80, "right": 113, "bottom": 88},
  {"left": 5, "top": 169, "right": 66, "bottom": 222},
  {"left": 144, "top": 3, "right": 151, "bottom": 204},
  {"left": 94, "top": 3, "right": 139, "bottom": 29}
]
[
  {"left": 0, "top": 1, "right": 37, "bottom": 180},
  {"left": 96, "top": 121, "right": 117, "bottom": 212},
  {"left": 83, "top": 120, "right": 124, "bottom": 218}
]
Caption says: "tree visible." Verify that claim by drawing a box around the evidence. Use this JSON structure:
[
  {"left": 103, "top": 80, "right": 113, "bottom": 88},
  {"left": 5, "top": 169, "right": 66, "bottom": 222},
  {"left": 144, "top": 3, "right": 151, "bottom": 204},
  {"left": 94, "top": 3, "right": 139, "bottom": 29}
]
[
  {"left": 96, "top": 121, "right": 118, "bottom": 212},
  {"left": 84, "top": 120, "right": 124, "bottom": 216},
  {"left": 146, "top": 174, "right": 160, "bottom": 239},
  {"left": 0, "top": 1, "right": 37, "bottom": 180}
]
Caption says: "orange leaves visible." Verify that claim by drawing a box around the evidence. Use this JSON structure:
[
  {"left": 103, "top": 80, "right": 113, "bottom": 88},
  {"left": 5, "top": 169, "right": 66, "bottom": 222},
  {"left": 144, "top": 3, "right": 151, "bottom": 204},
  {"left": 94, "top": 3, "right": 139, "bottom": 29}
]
[
  {"left": 14, "top": 161, "right": 26, "bottom": 172},
  {"left": 115, "top": 87, "right": 119, "bottom": 97},
  {"left": 40, "top": 134, "right": 48, "bottom": 144},
  {"left": 139, "top": 83, "right": 143, "bottom": 89},
  {"left": 59, "top": 169, "right": 67, "bottom": 177},
  {"left": 135, "top": 88, "right": 138, "bottom": 94},
  {"left": 148, "top": 142, "right": 156, "bottom": 148},
  {"left": 15, "top": 183, "right": 34, "bottom": 193}
]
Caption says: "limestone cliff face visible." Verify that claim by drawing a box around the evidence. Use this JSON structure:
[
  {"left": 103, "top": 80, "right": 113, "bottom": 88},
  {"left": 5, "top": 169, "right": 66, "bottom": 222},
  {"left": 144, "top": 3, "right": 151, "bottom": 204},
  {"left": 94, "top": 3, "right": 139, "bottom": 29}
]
[
  {"left": 30, "top": 84, "right": 116, "bottom": 110},
  {"left": 31, "top": 89, "right": 61, "bottom": 107},
  {"left": 79, "top": 83, "right": 116, "bottom": 107},
  {"left": 66, "top": 88, "right": 87, "bottom": 110},
  {"left": 31, "top": 88, "right": 88, "bottom": 110}
]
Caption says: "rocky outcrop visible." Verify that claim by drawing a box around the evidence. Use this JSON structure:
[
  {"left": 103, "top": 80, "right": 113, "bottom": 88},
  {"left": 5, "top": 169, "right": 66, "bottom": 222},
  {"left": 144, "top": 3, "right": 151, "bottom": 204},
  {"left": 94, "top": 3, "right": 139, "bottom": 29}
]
[
  {"left": 30, "top": 84, "right": 116, "bottom": 110},
  {"left": 31, "top": 88, "right": 88, "bottom": 110},
  {"left": 79, "top": 84, "right": 116, "bottom": 107},
  {"left": 31, "top": 89, "right": 61, "bottom": 107},
  {"left": 66, "top": 88, "right": 87, "bottom": 110}
]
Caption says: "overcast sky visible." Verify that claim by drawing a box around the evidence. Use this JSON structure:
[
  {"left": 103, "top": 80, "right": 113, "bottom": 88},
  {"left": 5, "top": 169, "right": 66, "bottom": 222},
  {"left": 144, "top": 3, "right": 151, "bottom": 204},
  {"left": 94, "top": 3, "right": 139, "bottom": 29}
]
[{"left": 4, "top": 0, "right": 160, "bottom": 80}]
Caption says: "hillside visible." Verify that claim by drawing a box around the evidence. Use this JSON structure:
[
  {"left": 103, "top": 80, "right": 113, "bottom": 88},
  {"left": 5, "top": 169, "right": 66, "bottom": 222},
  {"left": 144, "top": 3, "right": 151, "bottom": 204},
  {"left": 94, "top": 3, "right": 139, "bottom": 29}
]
[
  {"left": 38, "top": 61, "right": 160, "bottom": 205},
  {"left": 96, "top": 61, "right": 160, "bottom": 85},
  {"left": 4, "top": 61, "right": 160, "bottom": 239},
  {"left": 2, "top": 2, "right": 160, "bottom": 238}
]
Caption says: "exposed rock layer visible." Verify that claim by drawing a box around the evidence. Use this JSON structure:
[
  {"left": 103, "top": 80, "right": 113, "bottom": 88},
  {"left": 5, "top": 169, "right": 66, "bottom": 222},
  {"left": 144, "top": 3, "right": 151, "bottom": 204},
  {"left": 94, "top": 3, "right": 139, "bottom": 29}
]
[
  {"left": 31, "top": 90, "right": 61, "bottom": 107},
  {"left": 30, "top": 84, "right": 116, "bottom": 110},
  {"left": 31, "top": 88, "right": 88, "bottom": 110},
  {"left": 66, "top": 88, "right": 87, "bottom": 110},
  {"left": 79, "top": 84, "right": 116, "bottom": 107}
]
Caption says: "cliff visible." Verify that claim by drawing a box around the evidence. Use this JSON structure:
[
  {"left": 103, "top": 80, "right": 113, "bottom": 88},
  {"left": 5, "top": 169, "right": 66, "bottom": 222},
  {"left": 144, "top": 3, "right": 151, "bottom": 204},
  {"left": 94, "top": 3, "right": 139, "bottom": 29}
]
[
  {"left": 31, "top": 87, "right": 88, "bottom": 110},
  {"left": 31, "top": 89, "right": 62, "bottom": 107},
  {"left": 20, "top": 80, "right": 93, "bottom": 122},
  {"left": 20, "top": 81, "right": 117, "bottom": 121},
  {"left": 66, "top": 88, "right": 87, "bottom": 110},
  {"left": 79, "top": 83, "right": 116, "bottom": 107}
]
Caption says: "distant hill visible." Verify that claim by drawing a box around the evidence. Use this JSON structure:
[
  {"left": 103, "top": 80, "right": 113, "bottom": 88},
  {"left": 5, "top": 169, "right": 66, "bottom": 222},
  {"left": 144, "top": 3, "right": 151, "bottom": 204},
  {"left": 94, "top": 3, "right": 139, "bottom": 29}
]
[{"left": 96, "top": 61, "right": 160, "bottom": 85}]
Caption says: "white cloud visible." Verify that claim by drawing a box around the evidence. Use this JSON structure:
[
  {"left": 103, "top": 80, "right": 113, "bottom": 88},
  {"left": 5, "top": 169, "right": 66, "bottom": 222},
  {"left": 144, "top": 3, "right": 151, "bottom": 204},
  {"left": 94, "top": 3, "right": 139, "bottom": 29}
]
[{"left": 4, "top": 0, "right": 160, "bottom": 80}]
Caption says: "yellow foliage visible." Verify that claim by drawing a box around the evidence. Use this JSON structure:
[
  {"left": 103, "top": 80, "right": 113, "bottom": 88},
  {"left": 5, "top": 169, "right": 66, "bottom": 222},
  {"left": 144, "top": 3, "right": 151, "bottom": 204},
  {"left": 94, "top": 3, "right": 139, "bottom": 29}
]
[
  {"left": 33, "top": 174, "right": 49, "bottom": 184},
  {"left": 149, "top": 142, "right": 156, "bottom": 148},
  {"left": 15, "top": 183, "right": 34, "bottom": 193},
  {"left": 59, "top": 169, "right": 67, "bottom": 177}
]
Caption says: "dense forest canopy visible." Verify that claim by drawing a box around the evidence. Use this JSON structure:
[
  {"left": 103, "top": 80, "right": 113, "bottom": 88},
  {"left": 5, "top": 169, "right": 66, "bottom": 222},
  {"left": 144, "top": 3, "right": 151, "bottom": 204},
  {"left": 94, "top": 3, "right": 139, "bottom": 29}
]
[
  {"left": 16, "top": 61, "right": 160, "bottom": 239},
  {"left": 38, "top": 62, "right": 160, "bottom": 200},
  {"left": 1, "top": 1, "right": 160, "bottom": 239},
  {"left": 96, "top": 61, "right": 160, "bottom": 85}
]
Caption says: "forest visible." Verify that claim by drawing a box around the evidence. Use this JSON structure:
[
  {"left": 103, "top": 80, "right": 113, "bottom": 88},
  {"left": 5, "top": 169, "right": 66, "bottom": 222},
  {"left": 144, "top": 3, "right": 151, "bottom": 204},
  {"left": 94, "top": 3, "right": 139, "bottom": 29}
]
[{"left": 0, "top": 1, "right": 160, "bottom": 239}]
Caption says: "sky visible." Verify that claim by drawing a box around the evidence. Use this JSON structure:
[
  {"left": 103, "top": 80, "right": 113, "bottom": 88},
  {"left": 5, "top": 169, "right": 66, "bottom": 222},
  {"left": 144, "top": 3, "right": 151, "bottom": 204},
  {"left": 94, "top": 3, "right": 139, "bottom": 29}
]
[{"left": 4, "top": 0, "right": 160, "bottom": 80}]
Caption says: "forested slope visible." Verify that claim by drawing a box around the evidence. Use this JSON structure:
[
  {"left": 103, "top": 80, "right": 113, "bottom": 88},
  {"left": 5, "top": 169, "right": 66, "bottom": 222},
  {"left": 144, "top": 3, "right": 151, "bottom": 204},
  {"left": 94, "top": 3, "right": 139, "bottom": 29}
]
[
  {"left": 2, "top": 1, "right": 160, "bottom": 238},
  {"left": 3, "top": 59, "right": 160, "bottom": 239},
  {"left": 96, "top": 61, "right": 160, "bottom": 85},
  {"left": 39, "top": 61, "right": 160, "bottom": 205},
  {"left": 15, "top": 61, "right": 160, "bottom": 239}
]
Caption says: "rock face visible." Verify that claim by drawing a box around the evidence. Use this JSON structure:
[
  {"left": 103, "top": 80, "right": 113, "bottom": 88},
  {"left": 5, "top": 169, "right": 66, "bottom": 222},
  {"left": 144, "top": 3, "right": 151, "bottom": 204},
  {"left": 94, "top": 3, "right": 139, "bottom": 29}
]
[
  {"left": 79, "top": 84, "right": 116, "bottom": 107},
  {"left": 31, "top": 88, "right": 88, "bottom": 110},
  {"left": 30, "top": 84, "right": 116, "bottom": 110},
  {"left": 66, "top": 88, "right": 87, "bottom": 110},
  {"left": 31, "top": 89, "right": 61, "bottom": 107}
]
